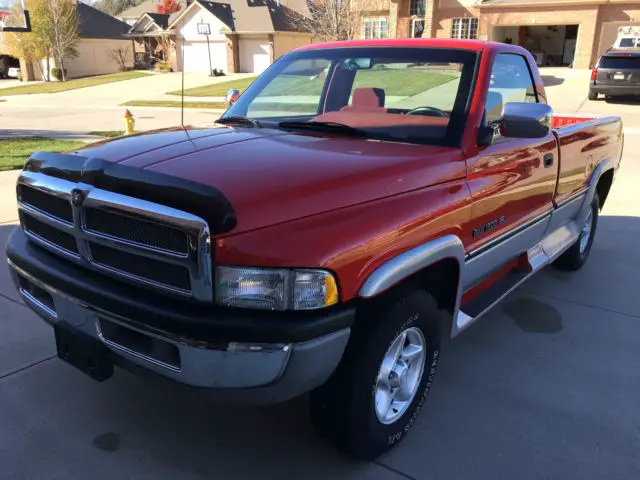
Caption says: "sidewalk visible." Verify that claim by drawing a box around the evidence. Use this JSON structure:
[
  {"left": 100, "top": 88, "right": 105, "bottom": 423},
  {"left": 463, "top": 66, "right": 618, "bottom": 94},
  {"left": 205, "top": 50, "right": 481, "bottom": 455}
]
[{"left": 1, "top": 104, "right": 222, "bottom": 133}]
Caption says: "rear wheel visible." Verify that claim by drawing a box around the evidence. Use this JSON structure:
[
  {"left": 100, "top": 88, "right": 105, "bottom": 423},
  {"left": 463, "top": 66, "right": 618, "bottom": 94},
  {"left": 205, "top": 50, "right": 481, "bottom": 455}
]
[
  {"left": 553, "top": 194, "right": 599, "bottom": 271},
  {"left": 588, "top": 90, "right": 598, "bottom": 100},
  {"left": 310, "top": 286, "right": 446, "bottom": 460}
]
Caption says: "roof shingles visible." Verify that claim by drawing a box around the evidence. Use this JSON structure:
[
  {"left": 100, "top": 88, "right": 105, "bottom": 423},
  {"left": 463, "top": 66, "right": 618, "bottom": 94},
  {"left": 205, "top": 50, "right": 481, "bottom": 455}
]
[{"left": 77, "top": 2, "right": 131, "bottom": 39}]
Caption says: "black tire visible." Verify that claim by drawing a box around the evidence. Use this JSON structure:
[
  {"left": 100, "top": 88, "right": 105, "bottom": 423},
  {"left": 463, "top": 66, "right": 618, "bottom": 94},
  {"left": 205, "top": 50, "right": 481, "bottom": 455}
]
[
  {"left": 553, "top": 193, "right": 599, "bottom": 271},
  {"left": 310, "top": 286, "right": 447, "bottom": 460},
  {"left": 588, "top": 90, "right": 598, "bottom": 101}
]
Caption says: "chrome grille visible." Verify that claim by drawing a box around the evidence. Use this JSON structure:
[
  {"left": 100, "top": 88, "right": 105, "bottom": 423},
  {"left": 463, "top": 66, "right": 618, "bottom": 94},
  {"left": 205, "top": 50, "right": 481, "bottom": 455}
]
[
  {"left": 18, "top": 184, "right": 73, "bottom": 223},
  {"left": 84, "top": 207, "right": 188, "bottom": 254},
  {"left": 88, "top": 242, "right": 191, "bottom": 291},
  {"left": 21, "top": 213, "right": 79, "bottom": 255},
  {"left": 17, "top": 171, "right": 212, "bottom": 302}
]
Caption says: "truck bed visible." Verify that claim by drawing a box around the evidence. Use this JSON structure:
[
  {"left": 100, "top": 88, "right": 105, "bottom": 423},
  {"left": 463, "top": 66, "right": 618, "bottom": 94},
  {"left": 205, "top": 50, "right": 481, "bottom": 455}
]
[{"left": 552, "top": 113, "right": 608, "bottom": 129}]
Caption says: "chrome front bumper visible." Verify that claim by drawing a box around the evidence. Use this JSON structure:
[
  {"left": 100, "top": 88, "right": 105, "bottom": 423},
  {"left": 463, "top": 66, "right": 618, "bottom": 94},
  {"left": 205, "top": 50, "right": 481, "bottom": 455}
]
[{"left": 9, "top": 262, "right": 350, "bottom": 403}]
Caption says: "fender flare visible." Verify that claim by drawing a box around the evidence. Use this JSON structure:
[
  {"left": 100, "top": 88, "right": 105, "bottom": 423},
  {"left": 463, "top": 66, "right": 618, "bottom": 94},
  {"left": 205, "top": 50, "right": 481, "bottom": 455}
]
[
  {"left": 358, "top": 234, "right": 466, "bottom": 320},
  {"left": 579, "top": 157, "right": 616, "bottom": 220}
]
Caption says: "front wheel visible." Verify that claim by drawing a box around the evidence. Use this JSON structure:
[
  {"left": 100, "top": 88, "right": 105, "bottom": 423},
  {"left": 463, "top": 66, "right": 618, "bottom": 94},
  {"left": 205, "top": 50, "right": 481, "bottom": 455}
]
[
  {"left": 310, "top": 286, "right": 446, "bottom": 459},
  {"left": 553, "top": 193, "right": 599, "bottom": 271}
]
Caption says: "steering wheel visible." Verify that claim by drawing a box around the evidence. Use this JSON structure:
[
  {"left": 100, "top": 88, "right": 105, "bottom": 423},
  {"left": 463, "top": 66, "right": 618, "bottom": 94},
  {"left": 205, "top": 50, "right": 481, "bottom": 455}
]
[{"left": 405, "top": 106, "right": 449, "bottom": 118}]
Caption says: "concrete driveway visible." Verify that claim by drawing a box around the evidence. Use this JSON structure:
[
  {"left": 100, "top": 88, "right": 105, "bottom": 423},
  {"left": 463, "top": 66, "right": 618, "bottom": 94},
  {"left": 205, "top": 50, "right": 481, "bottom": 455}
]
[
  {"left": 1, "top": 71, "right": 640, "bottom": 478},
  {"left": 0, "top": 72, "right": 254, "bottom": 133}
]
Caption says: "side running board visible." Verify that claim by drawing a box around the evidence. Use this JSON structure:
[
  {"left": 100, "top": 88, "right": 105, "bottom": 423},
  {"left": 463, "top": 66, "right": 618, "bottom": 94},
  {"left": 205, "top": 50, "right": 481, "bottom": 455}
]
[{"left": 453, "top": 221, "right": 582, "bottom": 336}]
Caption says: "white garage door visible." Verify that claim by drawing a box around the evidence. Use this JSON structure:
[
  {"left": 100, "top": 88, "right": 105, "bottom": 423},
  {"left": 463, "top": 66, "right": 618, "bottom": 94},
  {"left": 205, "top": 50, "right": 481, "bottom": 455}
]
[
  {"left": 182, "top": 41, "right": 227, "bottom": 74},
  {"left": 239, "top": 38, "right": 271, "bottom": 73}
]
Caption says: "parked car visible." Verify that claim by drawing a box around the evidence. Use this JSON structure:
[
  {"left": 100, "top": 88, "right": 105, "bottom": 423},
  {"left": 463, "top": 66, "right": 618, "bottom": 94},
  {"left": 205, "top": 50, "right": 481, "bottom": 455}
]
[
  {"left": 612, "top": 26, "right": 640, "bottom": 49},
  {"left": 7, "top": 66, "right": 20, "bottom": 78},
  {"left": 589, "top": 50, "right": 640, "bottom": 100},
  {"left": 7, "top": 39, "right": 623, "bottom": 460}
]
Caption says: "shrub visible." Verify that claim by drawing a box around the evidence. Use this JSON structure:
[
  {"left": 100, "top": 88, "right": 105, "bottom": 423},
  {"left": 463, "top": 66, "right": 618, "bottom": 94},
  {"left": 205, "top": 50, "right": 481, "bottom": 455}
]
[
  {"left": 109, "top": 47, "right": 131, "bottom": 72},
  {"left": 154, "top": 62, "right": 172, "bottom": 73},
  {"left": 51, "top": 67, "right": 67, "bottom": 81}
]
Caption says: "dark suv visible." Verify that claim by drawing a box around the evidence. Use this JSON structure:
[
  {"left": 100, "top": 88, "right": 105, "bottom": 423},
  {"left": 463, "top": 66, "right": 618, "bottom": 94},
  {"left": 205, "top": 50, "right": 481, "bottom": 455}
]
[{"left": 590, "top": 50, "right": 640, "bottom": 100}]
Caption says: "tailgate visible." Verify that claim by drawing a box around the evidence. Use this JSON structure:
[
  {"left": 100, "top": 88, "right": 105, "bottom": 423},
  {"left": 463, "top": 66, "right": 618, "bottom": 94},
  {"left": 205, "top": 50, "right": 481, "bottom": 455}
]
[{"left": 596, "top": 55, "right": 640, "bottom": 85}]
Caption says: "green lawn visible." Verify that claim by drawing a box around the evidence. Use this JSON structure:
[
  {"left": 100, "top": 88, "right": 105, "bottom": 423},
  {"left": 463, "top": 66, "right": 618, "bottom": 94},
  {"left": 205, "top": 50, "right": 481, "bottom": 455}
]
[
  {"left": 168, "top": 76, "right": 257, "bottom": 97},
  {"left": 121, "top": 100, "right": 226, "bottom": 109},
  {"left": 167, "top": 69, "right": 456, "bottom": 98},
  {"left": 0, "top": 137, "right": 85, "bottom": 171},
  {"left": 352, "top": 70, "right": 456, "bottom": 97},
  {"left": 88, "top": 130, "right": 125, "bottom": 138},
  {"left": 0, "top": 72, "right": 151, "bottom": 96}
]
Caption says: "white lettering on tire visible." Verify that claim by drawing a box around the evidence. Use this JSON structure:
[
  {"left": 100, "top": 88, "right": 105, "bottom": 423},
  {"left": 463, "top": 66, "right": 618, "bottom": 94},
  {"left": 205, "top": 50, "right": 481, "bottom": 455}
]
[{"left": 386, "top": 349, "right": 440, "bottom": 445}]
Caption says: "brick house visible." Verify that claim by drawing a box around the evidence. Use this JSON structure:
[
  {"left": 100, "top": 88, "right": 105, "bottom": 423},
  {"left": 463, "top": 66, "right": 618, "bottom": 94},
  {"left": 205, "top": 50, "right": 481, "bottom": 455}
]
[{"left": 361, "top": 0, "right": 640, "bottom": 69}]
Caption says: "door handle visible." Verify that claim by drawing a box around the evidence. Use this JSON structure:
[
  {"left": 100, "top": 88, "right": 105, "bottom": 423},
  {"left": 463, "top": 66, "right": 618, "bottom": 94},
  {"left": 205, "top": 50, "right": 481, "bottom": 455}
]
[{"left": 543, "top": 153, "right": 554, "bottom": 168}]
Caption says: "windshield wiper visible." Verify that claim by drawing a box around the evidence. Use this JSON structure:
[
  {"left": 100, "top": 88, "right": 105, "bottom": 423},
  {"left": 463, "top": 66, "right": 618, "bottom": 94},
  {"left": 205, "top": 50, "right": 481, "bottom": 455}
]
[
  {"left": 216, "top": 116, "right": 261, "bottom": 128},
  {"left": 278, "top": 121, "right": 369, "bottom": 138}
]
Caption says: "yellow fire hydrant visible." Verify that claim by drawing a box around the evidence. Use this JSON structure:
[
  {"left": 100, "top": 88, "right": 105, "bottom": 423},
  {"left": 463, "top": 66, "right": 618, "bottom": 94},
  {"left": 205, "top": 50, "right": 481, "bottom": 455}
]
[{"left": 124, "top": 109, "right": 135, "bottom": 135}]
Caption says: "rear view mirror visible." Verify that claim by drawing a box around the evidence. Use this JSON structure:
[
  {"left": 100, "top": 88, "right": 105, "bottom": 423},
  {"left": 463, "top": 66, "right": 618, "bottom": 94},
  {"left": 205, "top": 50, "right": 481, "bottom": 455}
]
[
  {"left": 500, "top": 102, "right": 552, "bottom": 138},
  {"left": 225, "top": 89, "right": 240, "bottom": 108},
  {"left": 342, "top": 58, "right": 372, "bottom": 71}
]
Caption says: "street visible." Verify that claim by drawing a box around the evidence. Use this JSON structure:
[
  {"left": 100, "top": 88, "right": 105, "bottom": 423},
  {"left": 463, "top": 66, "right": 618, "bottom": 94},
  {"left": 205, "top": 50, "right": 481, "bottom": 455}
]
[{"left": 1, "top": 68, "right": 640, "bottom": 478}]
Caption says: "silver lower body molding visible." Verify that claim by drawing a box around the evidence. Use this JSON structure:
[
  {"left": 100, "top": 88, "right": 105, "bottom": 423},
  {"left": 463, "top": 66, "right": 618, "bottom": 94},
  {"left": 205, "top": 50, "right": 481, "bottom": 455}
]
[{"left": 453, "top": 193, "right": 587, "bottom": 337}]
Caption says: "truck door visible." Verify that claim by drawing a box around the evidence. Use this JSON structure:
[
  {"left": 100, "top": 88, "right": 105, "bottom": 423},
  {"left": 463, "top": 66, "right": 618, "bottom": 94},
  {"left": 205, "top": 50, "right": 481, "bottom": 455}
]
[{"left": 463, "top": 53, "right": 558, "bottom": 289}]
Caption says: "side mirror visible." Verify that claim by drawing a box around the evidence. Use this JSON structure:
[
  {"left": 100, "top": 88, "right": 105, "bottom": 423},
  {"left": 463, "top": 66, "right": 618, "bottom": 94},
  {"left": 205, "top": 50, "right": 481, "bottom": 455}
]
[
  {"left": 225, "top": 89, "right": 240, "bottom": 108},
  {"left": 500, "top": 102, "right": 552, "bottom": 138}
]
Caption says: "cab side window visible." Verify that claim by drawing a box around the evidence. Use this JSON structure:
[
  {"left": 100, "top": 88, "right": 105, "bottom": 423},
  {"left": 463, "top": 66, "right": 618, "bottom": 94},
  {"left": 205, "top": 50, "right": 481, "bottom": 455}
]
[{"left": 486, "top": 54, "right": 538, "bottom": 125}]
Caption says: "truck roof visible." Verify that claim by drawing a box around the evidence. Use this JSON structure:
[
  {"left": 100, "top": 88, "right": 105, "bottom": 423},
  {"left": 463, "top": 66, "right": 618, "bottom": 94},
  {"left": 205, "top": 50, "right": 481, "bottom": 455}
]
[{"left": 295, "top": 38, "right": 490, "bottom": 52}]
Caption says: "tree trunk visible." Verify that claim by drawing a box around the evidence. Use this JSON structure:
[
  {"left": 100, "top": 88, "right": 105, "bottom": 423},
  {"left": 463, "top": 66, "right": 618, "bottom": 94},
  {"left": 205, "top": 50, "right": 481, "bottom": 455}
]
[
  {"left": 59, "top": 57, "right": 66, "bottom": 81},
  {"left": 34, "top": 58, "right": 47, "bottom": 82},
  {"left": 46, "top": 55, "right": 51, "bottom": 82}
]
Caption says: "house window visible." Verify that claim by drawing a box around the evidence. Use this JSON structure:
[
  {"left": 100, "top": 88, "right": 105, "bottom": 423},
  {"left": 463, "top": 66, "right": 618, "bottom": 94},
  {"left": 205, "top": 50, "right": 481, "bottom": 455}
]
[
  {"left": 451, "top": 18, "right": 478, "bottom": 39},
  {"left": 411, "top": 19, "right": 425, "bottom": 38},
  {"left": 409, "top": 0, "right": 425, "bottom": 16},
  {"left": 362, "top": 18, "right": 388, "bottom": 39}
]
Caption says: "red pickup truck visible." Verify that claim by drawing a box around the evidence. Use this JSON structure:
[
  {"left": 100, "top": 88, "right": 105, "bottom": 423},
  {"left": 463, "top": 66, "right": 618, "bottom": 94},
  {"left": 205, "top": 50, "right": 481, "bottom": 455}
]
[{"left": 7, "top": 39, "right": 623, "bottom": 459}]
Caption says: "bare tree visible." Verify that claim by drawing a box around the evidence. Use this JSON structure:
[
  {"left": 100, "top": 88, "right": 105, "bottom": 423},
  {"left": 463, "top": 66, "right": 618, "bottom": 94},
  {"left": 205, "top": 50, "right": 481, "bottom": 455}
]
[
  {"left": 287, "top": 0, "right": 378, "bottom": 42},
  {"left": 41, "top": 0, "right": 79, "bottom": 81},
  {"left": 158, "top": 35, "right": 173, "bottom": 63},
  {"left": 109, "top": 46, "right": 131, "bottom": 71}
]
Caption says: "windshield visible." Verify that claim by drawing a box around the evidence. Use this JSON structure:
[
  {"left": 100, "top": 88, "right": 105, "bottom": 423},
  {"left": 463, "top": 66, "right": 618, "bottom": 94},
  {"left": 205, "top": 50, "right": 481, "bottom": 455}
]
[
  {"left": 223, "top": 47, "right": 478, "bottom": 146},
  {"left": 618, "top": 37, "right": 637, "bottom": 48}
]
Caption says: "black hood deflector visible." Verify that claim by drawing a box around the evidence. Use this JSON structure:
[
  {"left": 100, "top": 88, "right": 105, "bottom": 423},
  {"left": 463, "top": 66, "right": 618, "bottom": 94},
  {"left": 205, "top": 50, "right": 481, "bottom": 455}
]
[{"left": 25, "top": 151, "right": 237, "bottom": 234}]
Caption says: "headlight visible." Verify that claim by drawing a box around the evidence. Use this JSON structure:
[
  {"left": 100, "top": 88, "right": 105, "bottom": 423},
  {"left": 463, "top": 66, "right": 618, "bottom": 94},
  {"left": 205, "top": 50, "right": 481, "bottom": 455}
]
[{"left": 215, "top": 266, "right": 338, "bottom": 311}]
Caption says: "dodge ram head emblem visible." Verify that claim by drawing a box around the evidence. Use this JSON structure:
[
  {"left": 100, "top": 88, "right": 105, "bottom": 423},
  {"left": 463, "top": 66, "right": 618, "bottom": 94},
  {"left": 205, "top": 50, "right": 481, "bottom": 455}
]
[{"left": 71, "top": 190, "right": 84, "bottom": 206}]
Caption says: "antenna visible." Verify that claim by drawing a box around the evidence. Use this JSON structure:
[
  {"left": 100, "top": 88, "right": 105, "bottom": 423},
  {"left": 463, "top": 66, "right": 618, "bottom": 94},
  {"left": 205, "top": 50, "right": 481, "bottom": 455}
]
[{"left": 181, "top": 31, "right": 185, "bottom": 126}]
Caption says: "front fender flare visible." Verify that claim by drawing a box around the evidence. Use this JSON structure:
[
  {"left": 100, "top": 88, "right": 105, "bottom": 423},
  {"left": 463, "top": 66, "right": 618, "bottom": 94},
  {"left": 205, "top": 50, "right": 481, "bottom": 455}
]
[{"left": 358, "top": 234, "right": 466, "bottom": 324}]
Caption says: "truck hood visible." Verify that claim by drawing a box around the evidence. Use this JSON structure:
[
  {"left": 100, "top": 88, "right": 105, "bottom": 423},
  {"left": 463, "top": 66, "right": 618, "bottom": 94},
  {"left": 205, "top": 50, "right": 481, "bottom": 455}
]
[{"left": 74, "top": 126, "right": 464, "bottom": 235}]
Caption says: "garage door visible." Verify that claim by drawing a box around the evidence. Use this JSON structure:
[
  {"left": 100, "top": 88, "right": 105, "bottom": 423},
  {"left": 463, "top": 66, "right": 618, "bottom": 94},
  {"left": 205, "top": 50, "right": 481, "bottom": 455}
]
[
  {"left": 239, "top": 39, "right": 271, "bottom": 73},
  {"left": 182, "top": 41, "right": 227, "bottom": 74}
]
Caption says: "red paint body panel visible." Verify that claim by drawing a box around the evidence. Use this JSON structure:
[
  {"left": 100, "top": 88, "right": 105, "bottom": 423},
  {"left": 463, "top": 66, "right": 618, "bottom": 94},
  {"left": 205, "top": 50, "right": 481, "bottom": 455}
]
[
  {"left": 215, "top": 178, "right": 472, "bottom": 301},
  {"left": 553, "top": 117, "right": 623, "bottom": 204},
  {"left": 296, "top": 38, "right": 487, "bottom": 52},
  {"left": 149, "top": 131, "right": 464, "bottom": 235},
  {"left": 464, "top": 135, "right": 558, "bottom": 250},
  {"left": 64, "top": 40, "right": 624, "bottom": 306}
]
